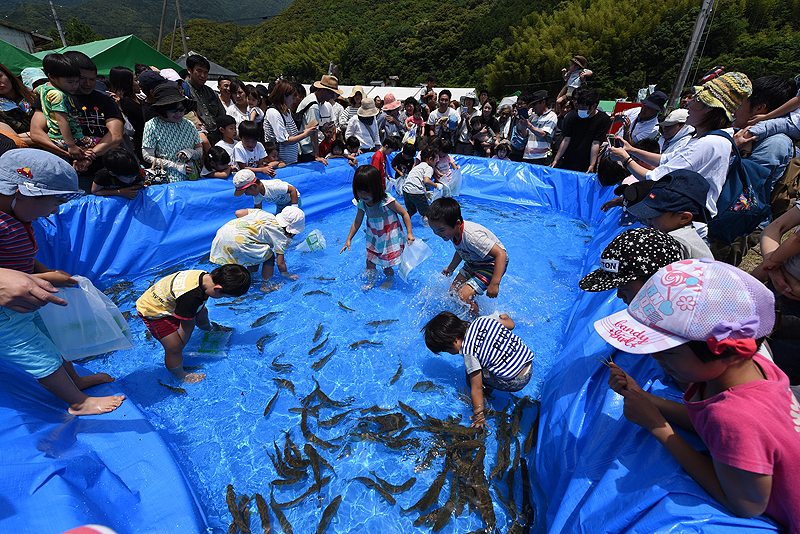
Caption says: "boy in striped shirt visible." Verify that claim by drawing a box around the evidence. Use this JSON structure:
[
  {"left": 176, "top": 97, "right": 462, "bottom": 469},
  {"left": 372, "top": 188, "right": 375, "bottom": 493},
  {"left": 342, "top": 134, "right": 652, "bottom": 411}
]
[{"left": 424, "top": 311, "right": 534, "bottom": 428}]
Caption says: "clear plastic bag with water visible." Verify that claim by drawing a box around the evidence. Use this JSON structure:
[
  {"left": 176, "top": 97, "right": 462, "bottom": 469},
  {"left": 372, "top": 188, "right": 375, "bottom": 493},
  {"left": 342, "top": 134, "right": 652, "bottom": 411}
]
[
  {"left": 398, "top": 239, "right": 433, "bottom": 282},
  {"left": 296, "top": 229, "right": 326, "bottom": 252}
]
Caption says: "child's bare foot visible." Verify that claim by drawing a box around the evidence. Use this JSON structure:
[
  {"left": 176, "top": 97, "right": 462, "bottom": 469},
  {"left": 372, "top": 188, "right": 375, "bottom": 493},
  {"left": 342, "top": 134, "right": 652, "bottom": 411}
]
[
  {"left": 181, "top": 372, "right": 206, "bottom": 383},
  {"left": 72, "top": 372, "right": 115, "bottom": 390},
  {"left": 362, "top": 269, "right": 377, "bottom": 290},
  {"left": 68, "top": 394, "right": 125, "bottom": 416},
  {"left": 380, "top": 273, "right": 394, "bottom": 290}
]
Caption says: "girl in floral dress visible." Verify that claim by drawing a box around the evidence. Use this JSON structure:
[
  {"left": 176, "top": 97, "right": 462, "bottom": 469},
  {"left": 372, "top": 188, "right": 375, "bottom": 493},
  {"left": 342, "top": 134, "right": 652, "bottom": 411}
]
[{"left": 340, "top": 165, "right": 414, "bottom": 290}]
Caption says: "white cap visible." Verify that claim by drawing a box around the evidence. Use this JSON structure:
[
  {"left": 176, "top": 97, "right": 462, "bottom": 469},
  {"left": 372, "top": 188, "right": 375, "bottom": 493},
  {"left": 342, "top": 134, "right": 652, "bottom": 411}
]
[
  {"left": 232, "top": 169, "right": 258, "bottom": 196},
  {"left": 276, "top": 206, "right": 305, "bottom": 234},
  {"left": 660, "top": 108, "right": 689, "bottom": 126}
]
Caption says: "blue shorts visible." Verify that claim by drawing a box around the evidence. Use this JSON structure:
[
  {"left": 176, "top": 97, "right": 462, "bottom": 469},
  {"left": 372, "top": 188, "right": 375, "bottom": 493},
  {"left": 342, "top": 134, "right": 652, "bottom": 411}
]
[
  {"left": 0, "top": 308, "right": 63, "bottom": 379},
  {"left": 275, "top": 196, "right": 302, "bottom": 216}
]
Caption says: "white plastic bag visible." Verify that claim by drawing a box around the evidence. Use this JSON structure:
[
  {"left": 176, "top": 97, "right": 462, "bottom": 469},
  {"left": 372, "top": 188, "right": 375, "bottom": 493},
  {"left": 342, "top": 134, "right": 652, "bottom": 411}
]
[
  {"left": 38, "top": 276, "right": 134, "bottom": 361},
  {"left": 444, "top": 168, "right": 462, "bottom": 197},
  {"left": 398, "top": 239, "right": 433, "bottom": 282},
  {"left": 183, "top": 330, "right": 232, "bottom": 359},
  {"left": 296, "top": 229, "right": 326, "bottom": 252}
]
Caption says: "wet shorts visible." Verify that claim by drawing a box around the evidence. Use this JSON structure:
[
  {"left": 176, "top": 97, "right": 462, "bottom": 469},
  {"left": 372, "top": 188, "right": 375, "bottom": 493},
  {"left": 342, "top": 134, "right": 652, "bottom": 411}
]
[
  {"left": 0, "top": 308, "right": 63, "bottom": 379},
  {"left": 139, "top": 313, "right": 181, "bottom": 340},
  {"left": 482, "top": 363, "right": 532, "bottom": 392},
  {"left": 459, "top": 258, "right": 509, "bottom": 295}
]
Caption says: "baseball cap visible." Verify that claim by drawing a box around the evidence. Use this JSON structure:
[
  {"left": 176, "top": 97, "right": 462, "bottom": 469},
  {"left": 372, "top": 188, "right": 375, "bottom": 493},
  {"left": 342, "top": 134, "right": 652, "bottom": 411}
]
[
  {"left": 594, "top": 258, "right": 775, "bottom": 355},
  {"left": 641, "top": 91, "right": 668, "bottom": 112},
  {"left": 660, "top": 109, "right": 689, "bottom": 126},
  {"left": 626, "top": 170, "right": 711, "bottom": 223},
  {"left": 447, "top": 114, "right": 459, "bottom": 130},
  {"left": 276, "top": 206, "right": 305, "bottom": 235},
  {"left": 232, "top": 169, "right": 258, "bottom": 196},
  {"left": 0, "top": 149, "right": 83, "bottom": 200},
  {"left": 138, "top": 70, "right": 166, "bottom": 94},
  {"left": 579, "top": 228, "right": 682, "bottom": 292}
]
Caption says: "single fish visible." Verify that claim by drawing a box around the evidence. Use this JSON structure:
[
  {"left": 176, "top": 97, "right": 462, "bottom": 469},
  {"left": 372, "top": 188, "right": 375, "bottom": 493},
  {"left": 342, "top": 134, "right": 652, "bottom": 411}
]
[
  {"left": 257, "top": 333, "right": 277, "bottom": 352},
  {"left": 158, "top": 379, "right": 187, "bottom": 395},
  {"left": 519, "top": 458, "right": 535, "bottom": 528},
  {"left": 226, "top": 484, "right": 250, "bottom": 534},
  {"left": 351, "top": 477, "right": 396, "bottom": 505},
  {"left": 389, "top": 362, "right": 403, "bottom": 385},
  {"left": 304, "top": 442, "right": 336, "bottom": 475},
  {"left": 369, "top": 471, "right": 416, "bottom": 493},
  {"left": 548, "top": 260, "right": 557, "bottom": 271},
  {"left": 432, "top": 471, "right": 458, "bottom": 532},
  {"left": 315, "top": 495, "right": 342, "bottom": 534},
  {"left": 274, "top": 477, "right": 331, "bottom": 508},
  {"left": 308, "top": 336, "right": 329, "bottom": 356},
  {"left": 264, "top": 391, "right": 279, "bottom": 417},
  {"left": 412, "top": 381, "right": 444, "bottom": 393},
  {"left": 312, "top": 323, "right": 324, "bottom": 343},
  {"left": 506, "top": 436, "right": 522, "bottom": 523},
  {"left": 252, "top": 311, "right": 282, "bottom": 328},
  {"left": 238, "top": 494, "right": 252, "bottom": 532},
  {"left": 271, "top": 475, "right": 304, "bottom": 486},
  {"left": 254, "top": 493, "right": 271, "bottom": 534},
  {"left": 304, "top": 442, "right": 322, "bottom": 496},
  {"left": 403, "top": 459, "right": 450, "bottom": 513},
  {"left": 349, "top": 340, "right": 382, "bottom": 349},
  {"left": 304, "top": 290, "right": 331, "bottom": 296},
  {"left": 310, "top": 276, "right": 336, "bottom": 281},
  {"left": 269, "top": 487, "right": 293, "bottom": 534},
  {"left": 398, "top": 401, "right": 423, "bottom": 422},
  {"left": 318, "top": 408, "right": 356, "bottom": 428},
  {"left": 360, "top": 405, "right": 394, "bottom": 414},
  {"left": 311, "top": 346, "right": 336, "bottom": 371},
  {"left": 272, "top": 378, "right": 295, "bottom": 395},
  {"left": 121, "top": 310, "right": 133, "bottom": 320},
  {"left": 362, "top": 413, "right": 407, "bottom": 433},
  {"left": 337, "top": 301, "right": 356, "bottom": 312},
  {"left": 511, "top": 396, "right": 531, "bottom": 436},
  {"left": 365, "top": 319, "right": 399, "bottom": 327},
  {"left": 290, "top": 283, "right": 303, "bottom": 293},
  {"left": 524, "top": 414, "right": 539, "bottom": 455}
]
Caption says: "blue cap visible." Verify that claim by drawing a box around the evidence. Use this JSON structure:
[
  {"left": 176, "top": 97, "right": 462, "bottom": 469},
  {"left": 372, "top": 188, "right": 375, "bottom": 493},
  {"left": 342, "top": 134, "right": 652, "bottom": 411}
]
[
  {"left": 0, "top": 149, "right": 82, "bottom": 200},
  {"left": 626, "top": 170, "right": 710, "bottom": 223},
  {"left": 447, "top": 114, "right": 459, "bottom": 130}
]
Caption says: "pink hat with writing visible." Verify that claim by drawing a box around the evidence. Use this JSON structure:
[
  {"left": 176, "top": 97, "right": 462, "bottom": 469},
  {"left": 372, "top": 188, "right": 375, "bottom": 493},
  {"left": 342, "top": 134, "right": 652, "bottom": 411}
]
[{"left": 594, "top": 258, "right": 774, "bottom": 356}]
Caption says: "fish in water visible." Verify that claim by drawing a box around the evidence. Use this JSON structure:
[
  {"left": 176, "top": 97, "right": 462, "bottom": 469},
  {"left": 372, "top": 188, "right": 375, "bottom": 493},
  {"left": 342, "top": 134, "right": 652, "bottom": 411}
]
[
  {"left": 548, "top": 260, "right": 557, "bottom": 271},
  {"left": 257, "top": 333, "right": 277, "bottom": 353},
  {"left": 336, "top": 444, "right": 352, "bottom": 460},
  {"left": 254, "top": 493, "right": 271, "bottom": 534},
  {"left": 349, "top": 340, "right": 382, "bottom": 349},
  {"left": 369, "top": 471, "right": 416, "bottom": 493},
  {"left": 311, "top": 346, "right": 337, "bottom": 371},
  {"left": 312, "top": 323, "right": 324, "bottom": 343},
  {"left": 337, "top": 301, "right": 356, "bottom": 312},
  {"left": 226, "top": 484, "right": 249, "bottom": 534},
  {"left": 318, "top": 408, "right": 357, "bottom": 428},
  {"left": 311, "top": 276, "right": 336, "bottom": 281},
  {"left": 309, "top": 336, "right": 329, "bottom": 356},
  {"left": 291, "top": 283, "right": 303, "bottom": 293},
  {"left": 273, "top": 378, "right": 295, "bottom": 394},
  {"left": 412, "top": 381, "right": 444, "bottom": 393},
  {"left": 270, "top": 487, "right": 294, "bottom": 534},
  {"left": 315, "top": 495, "right": 342, "bottom": 534},
  {"left": 351, "top": 477, "right": 397, "bottom": 505},
  {"left": 365, "top": 319, "right": 399, "bottom": 328},
  {"left": 264, "top": 390, "right": 279, "bottom": 417},
  {"left": 389, "top": 362, "right": 403, "bottom": 385},
  {"left": 252, "top": 311, "right": 282, "bottom": 328},
  {"left": 158, "top": 379, "right": 186, "bottom": 395},
  {"left": 304, "top": 290, "right": 331, "bottom": 296}
]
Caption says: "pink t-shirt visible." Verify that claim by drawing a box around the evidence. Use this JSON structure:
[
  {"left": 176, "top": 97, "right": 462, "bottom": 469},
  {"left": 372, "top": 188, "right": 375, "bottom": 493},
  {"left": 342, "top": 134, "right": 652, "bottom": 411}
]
[
  {"left": 684, "top": 354, "right": 800, "bottom": 532},
  {"left": 435, "top": 153, "right": 454, "bottom": 179}
]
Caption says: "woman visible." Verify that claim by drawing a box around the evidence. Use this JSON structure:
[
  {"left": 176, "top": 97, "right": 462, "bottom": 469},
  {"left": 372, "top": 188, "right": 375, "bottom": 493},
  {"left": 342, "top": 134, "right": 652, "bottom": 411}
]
[
  {"left": 455, "top": 90, "right": 479, "bottom": 155},
  {"left": 141, "top": 83, "right": 202, "bottom": 182},
  {"left": 108, "top": 66, "right": 145, "bottom": 159},
  {"left": 475, "top": 99, "right": 499, "bottom": 156},
  {"left": 0, "top": 62, "right": 36, "bottom": 147},
  {"left": 609, "top": 72, "right": 752, "bottom": 225},
  {"left": 339, "top": 86, "right": 364, "bottom": 135},
  {"left": 226, "top": 80, "right": 250, "bottom": 128},
  {"left": 263, "top": 79, "right": 313, "bottom": 165},
  {"left": 346, "top": 99, "right": 380, "bottom": 151}
]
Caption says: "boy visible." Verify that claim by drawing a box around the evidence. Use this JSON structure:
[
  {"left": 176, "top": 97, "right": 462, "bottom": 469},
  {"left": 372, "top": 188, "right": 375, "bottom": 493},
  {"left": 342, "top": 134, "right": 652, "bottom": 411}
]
[
  {"left": 326, "top": 139, "right": 358, "bottom": 166},
  {"left": 91, "top": 148, "right": 145, "bottom": 200},
  {"left": 214, "top": 114, "right": 238, "bottom": 160},
  {"left": 424, "top": 310, "right": 534, "bottom": 428},
  {"left": 344, "top": 136, "right": 362, "bottom": 157},
  {"left": 0, "top": 149, "right": 124, "bottom": 415},
  {"left": 402, "top": 146, "right": 439, "bottom": 223},
  {"left": 136, "top": 265, "right": 250, "bottom": 383},
  {"left": 370, "top": 136, "right": 401, "bottom": 187},
  {"left": 233, "top": 120, "right": 276, "bottom": 176},
  {"left": 233, "top": 169, "right": 300, "bottom": 215},
  {"left": 557, "top": 55, "right": 592, "bottom": 105},
  {"left": 427, "top": 197, "right": 508, "bottom": 315},
  {"left": 625, "top": 170, "right": 714, "bottom": 260},
  {"left": 391, "top": 141, "right": 416, "bottom": 180},
  {"left": 263, "top": 141, "right": 287, "bottom": 170}
]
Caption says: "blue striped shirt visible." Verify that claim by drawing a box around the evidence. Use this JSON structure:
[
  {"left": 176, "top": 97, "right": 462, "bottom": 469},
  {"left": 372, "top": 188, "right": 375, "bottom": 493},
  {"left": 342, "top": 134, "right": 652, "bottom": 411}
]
[{"left": 461, "top": 317, "right": 533, "bottom": 379}]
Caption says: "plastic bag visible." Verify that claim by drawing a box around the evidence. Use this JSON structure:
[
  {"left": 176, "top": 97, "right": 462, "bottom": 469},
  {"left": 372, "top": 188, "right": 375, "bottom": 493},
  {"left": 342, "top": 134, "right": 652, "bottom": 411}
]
[
  {"left": 398, "top": 239, "right": 433, "bottom": 282},
  {"left": 426, "top": 184, "right": 445, "bottom": 203},
  {"left": 183, "top": 330, "right": 232, "bottom": 359},
  {"left": 37, "top": 276, "right": 134, "bottom": 361},
  {"left": 445, "top": 168, "right": 462, "bottom": 196},
  {"left": 296, "top": 229, "right": 326, "bottom": 252}
]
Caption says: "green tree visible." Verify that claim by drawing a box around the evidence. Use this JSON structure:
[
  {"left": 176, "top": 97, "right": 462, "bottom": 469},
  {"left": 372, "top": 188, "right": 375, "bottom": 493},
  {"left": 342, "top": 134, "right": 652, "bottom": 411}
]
[{"left": 47, "top": 17, "right": 104, "bottom": 48}]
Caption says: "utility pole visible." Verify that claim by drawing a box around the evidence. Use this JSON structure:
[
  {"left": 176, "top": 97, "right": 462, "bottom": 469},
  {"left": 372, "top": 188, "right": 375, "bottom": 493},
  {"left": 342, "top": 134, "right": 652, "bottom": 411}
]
[
  {"left": 174, "top": 0, "right": 189, "bottom": 58},
  {"left": 156, "top": 0, "right": 168, "bottom": 52},
  {"left": 667, "top": 0, "right": 716, "bottom": 111},
  {"left": 169, "top": 18, "right": 177, "bottom": 60},
  {"left": 48, "top": 0, "right": 66, "bottom": 47}
]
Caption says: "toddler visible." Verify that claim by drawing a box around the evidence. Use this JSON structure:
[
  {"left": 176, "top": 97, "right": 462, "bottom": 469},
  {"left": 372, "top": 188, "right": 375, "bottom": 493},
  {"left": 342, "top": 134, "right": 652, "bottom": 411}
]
[
  {"left": 491, "top": 141, "right": 511, "bottom": 161},
  {"left": 247, "top": 86, "right": 264, "bottom": 124},
  {"left": 469, "top": 116, "right": 492, "bottom": 157},
  {"left": 263, "top": 141, "right": 287, "bottom": 170}
]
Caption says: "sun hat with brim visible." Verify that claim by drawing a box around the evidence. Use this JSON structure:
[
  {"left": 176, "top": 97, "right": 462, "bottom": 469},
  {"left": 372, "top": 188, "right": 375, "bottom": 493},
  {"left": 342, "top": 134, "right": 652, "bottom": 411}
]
[
  {"left": 660, "top": 109, "right": 689, "bottom": 126},
  {"left": 232, "top": 169, "right": 258, "bottom": 196},
  {"left": 579, "top": 228, "right": 682, "bottom": 292},
  {"left": 276, "top": 205, "right": 305, "bottom": 234},
  {"left": 357, "top": 100, "right": 379, "bottom": 118},
  {"left": 594, "top": 258, "right": 775, "bottom": 355},
  {"left": 348, "top": 85, "right": 365, "bottom": 99},
  {"left": 152, "top": 83, "right": 195, "bottom": 112},
  {"left": 693, "top": 71, "right": 751, "bottom": 121},
  {"left": 20, "top": 68, "right": 47, "bottom": 90},
  {"left": 626, "top": 170, "right": 711, "bottom": 224},
  {"left": 0, "top": 149, "right": 83, "bottom": 201},
  {"left": 642, "top": 91, "right": 668, "bottom": 112},
  {"left": 382, "top": 93, "right": 402, "bottom": 111},
  {"left": 313, "top": 75, "right": 343, "bottom": 95},
  {"left": 459, "top": 90, "right": 477, "bottom": 105},
  {"left": 571, "top": 55, "right": 587, "bottom": 68}
]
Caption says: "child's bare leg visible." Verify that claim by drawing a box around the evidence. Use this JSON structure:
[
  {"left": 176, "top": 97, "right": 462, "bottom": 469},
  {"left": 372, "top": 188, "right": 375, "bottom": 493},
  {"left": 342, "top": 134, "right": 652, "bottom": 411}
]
[
  {"left": 38, "top": 365, "right": 125, "bottom": 415},
  {"left": 160, "top": 330, "right": 205, "bottom": 383},
  {"left": 457, "top": 284, "right": 480, "bottom": 315},
  {"left": 363, "top": 260, "right": 378, "bottom": 290},
  {"left": 380, "top": 267, "right": 394, "bottom": 290},
  {"left": 260, "top": 262, "right": 281, "bottom": 293},
  {"left": 62, "top": 359, "right": 114, "bottom": 390}
]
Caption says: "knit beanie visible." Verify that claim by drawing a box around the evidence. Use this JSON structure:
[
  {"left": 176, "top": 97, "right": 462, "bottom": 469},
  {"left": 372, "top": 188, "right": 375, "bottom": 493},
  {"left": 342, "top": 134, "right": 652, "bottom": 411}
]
[{"left": 694, "top": 72, "right": 752, "bottom": 120}]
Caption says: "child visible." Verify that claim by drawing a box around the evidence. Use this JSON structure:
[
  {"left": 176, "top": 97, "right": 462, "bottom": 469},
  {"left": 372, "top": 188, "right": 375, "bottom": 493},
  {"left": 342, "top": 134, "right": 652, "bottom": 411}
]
[
  {"left": 596, "top": 259, "right": 799, "bottom": 532},
  {"left": 232, "top": 168, "right": 300, "bottom": 214},
  {"left": 246, "top": 86, "right": 265, "bottom": 124},
  {"left": 427, "top": 197, "right": 508, "bottom": 315},
  {"left": 214, "top": 114, "right": 237, "bottom": 160},
  {"left": 424, "top": 311, "right": 534, "bottom": 428},
  {"left": 405, "top": 101, "right": 425, "bottom": 138},
  {"left": 318, "top": 122, "right": 336, "bottom": 158},
  {"left": 579, "top": 227, "right": 683, "bottom": 305},
  {"left": 469, "top": 116, "right": 492, "bottom": 157},
  {"left": 210, "top": 207, "right": 305, "bottom": 293},
  {"left": 91, "top": 148, "right": 146, "bottom": 199},
  {"left": 557, "top": 55, "right": 592, "bottom": 105},
  {"left": 38, "top": 54, "right": 96, "bottom": 165},
  {"left": 136, "top": 264, "right": 250, "bottom": 383},
  {"left": 0, "top": 149, "right": 124, "bottom": 415},
  {"left": 340, "top": 165, "right": 414, "bottom": 290},
  {"left": 326, "top": 139, "right": 358, "bottom": 166},
  {"left": 391, "top": 141, "right": 416, "bottom": 181},
  {"left": 625, "top": 170, "right": 713, "bottom": 260},
  {"left": 742, "top": 86, "right": 800, "bottom": 143},
  {"left": 402, "top": 146, "right": 440, "bottom": 223},
  {"left": 344, "top": 136, "right": 362, "bottom": 157},
  {"left": 233, "top": 120, "right": 276, "bottom": 177},
  {"left": 492, "top": 141, "right": 511, "bottom": 161},
  {"left": 370, "top": 136, "right": 401, "bottom": 187},
  {"left": 263, "top": 141, "right": 287, "bottom": 170},
  {"left": 433, "top": 138, "right": 459, "bottom": 184},
  {"left": 200, "top": 146, "right": 232, "bottom": 179}
]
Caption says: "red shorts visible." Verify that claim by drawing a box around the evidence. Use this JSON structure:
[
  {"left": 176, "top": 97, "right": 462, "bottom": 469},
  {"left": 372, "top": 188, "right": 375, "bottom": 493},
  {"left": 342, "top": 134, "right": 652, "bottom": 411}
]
[{"left": 139, "top": 313, "right": 181, "bottom": 340}]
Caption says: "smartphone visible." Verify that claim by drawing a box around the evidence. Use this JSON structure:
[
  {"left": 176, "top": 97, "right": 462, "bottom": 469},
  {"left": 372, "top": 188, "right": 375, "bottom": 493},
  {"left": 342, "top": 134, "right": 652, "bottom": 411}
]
[
  {"left": 517, "top": 107, "right": 529, "bottom": 119},
  {"left": 606, "top": 134, "right": 615, "bottom": 145},
  {"left": 462, "top": 106, "right": 469, "bottom": 115}
]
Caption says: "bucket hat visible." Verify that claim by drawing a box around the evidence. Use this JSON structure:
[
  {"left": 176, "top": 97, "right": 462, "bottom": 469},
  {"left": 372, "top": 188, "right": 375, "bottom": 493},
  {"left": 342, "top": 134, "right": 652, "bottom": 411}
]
[
  {"left": 357, "top": 99, "right": 379, "bottom": 118},
  {"left": 0, "top": 149, "right": 82, "bottom": 200},
  {"left": 694, "top": 72, "right": 752, "bottom": 121},
  {"left": 382, "top": 93, "right": 402, "bottom": 111},
  {"left": 276, "top": 205, "right": 305, "bottom": 234}
]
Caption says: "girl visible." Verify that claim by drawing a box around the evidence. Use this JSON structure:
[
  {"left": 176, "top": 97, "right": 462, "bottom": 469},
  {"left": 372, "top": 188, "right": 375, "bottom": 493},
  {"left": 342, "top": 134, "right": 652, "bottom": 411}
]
[
  {"left": 340, "top": 165, "right": 414, "bottom": 290},
  {"left": 200, "top": 146, "right": 232, "bottom": 179},
  {"left": 247, "top": 86, "right": 264, "bottom": 124},
  {"left": 108, "top": 66, "right": 145, "bottom": 160},
  {"left": 434, "top": 138, "right": 459, "bottom": 184},
  {"left": 405, "top": 101, "right": 425, "bottom": 140},
  {"left": 492, "top": 141, "right": 511, "bottom": 161},
  {"left": 263, "top": 80, "right": 314, "bottom": 166},
  {"left": 596, "top": 259, "right": 799, "bottom": 532}
]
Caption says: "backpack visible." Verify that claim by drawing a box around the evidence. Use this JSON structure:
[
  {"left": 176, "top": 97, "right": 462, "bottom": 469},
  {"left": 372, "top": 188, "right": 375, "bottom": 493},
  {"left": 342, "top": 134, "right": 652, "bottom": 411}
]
[{"left": 704, "top": 130, "right": 772, "bottom": 244}]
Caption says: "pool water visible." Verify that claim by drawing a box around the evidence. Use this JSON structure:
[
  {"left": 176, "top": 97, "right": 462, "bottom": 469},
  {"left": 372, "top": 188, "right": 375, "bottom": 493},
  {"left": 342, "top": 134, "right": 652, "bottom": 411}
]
[{"left": 84, "top": 196, "right": 593, "bottom": 533}]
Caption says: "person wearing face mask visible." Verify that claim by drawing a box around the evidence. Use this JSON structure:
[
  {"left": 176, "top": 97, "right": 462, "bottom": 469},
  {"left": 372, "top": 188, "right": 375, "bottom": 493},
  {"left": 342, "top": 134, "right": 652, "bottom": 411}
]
[
  {"left": 346, "top": 99, "right": 381, "bottom": 151},
  {"left": 550, "top": 87, "right": 611, "bottom": 172}
]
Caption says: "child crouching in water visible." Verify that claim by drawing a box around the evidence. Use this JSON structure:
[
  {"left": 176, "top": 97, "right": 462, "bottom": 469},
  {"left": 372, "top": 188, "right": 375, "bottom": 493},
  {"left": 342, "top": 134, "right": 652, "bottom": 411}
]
[
  {"left": 136, "top": 265, "right": 250, "bottom": 383},
  {"left": 596, "top": 259, "right": 799, "bottom": 531},
  {"left": 340, "top": 165, "right": 414, "bottom": 290},
  {"left": 424, "top": 311, "right": 533, "bottom": 428}
]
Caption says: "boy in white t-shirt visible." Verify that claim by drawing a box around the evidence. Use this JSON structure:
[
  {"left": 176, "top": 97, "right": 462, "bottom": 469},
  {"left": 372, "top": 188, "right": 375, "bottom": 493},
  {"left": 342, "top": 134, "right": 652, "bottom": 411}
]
[
  {"left": 232, "top": 169, "right": 300, "bottom": 215},
  {"left": 214, "top": 114, "right": 238, "bottom": 161},
  {"left": 401, "top": 146, "right": 439, "bottom": 223},
  {"left": 232, "top": 121, "right": 275, "bottom": 176}
]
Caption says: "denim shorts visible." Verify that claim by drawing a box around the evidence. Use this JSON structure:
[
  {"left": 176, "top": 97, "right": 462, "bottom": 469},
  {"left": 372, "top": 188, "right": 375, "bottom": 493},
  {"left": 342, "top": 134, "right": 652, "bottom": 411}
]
[
  {"left": 0, "top": 308, "right": 63, "bottom": 379},
  {"left": 482, "top": 364, "right": 532, "bottom": 392}
]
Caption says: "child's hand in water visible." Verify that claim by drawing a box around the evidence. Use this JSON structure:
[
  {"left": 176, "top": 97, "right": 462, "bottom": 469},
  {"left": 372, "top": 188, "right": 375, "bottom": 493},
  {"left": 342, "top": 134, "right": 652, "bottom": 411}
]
[
  {"left": 469, "top": 411, "right": 487, "bottom": 429},
  {"left": 339, "top": 240, "right": 351, "bottom": 254},
  {"left": 280, "top": 272, "right": 299, "bottom": 281},
  {"left": 486, "top": 281, "right": 500, "bottom": 298}
]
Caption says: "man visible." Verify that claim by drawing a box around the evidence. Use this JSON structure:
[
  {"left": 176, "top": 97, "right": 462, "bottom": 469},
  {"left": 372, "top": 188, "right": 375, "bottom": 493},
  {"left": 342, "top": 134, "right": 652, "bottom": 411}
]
[
  {"left": 614, "top": 91, "right": 667, "bottom": 144},
  {"left": 182, "top": 55, "right": 224, "bottom": 143},
  {"left": 425, "top": 90, "right": 459, "bottom": 142},
  {"left": 297, "top": 74, "right": 342, "bottom": 164},
  {"left": 550, "top": 87, "right": 611, "bottom": 173},
  {"left": 217, "top": 75, "right": 234, "bottom": 109},
  {"left": 517, "top": 90, "right": 557, "bottom": 165},
  {"left": 29, "top": 51, "right": 123, "bottom": 186},
  {"left": 658, "top": 108, "right": 693, "bottom": 155}
]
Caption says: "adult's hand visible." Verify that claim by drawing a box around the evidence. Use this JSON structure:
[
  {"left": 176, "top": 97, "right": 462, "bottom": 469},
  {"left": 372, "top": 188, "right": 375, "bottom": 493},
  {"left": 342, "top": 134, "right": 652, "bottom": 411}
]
[{"left": 0, "top": 269, "right": 67, "bottom": 312}]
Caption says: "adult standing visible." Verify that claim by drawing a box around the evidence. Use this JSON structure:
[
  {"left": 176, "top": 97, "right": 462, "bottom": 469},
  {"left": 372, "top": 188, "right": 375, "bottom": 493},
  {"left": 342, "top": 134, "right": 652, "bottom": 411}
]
[
  {"left": 182, "top": 55, "right": 224, "bottom": 144},
  {"left": 518, "top": 90, "right": 557, "bottom": 165},
  {"left": 613, "top": 91, "right": 667, "bottom": 144},
  {"left": 495, "top": 103, "right": 514, "bottom": 143},
  {"left": 263, "top": 80, "right": 314, "bottom": 166},
  {"left": 426, "top": 90, "right": 459, "bottom": 143},
  {"left": 338, "top": 86, "right": 363, "bottom": 138},
  {"left": 455, "top": 90, "right": 479, "bottom": 155},
  {"left": 550, "top": 87, "right": 611, "bottom": 173},
  {"left": 296, "top": 74, "right": 342, "bottom": 164},
  {"left": 226, "top": 80, "right": 250, "bottom": 128},
  {"left": 108, "top": 66, "right": 145, "bottom": 160},
  {"left": 346, "top": 99, "right": 381, "bottom": 151},
  {"left": 379, "top": 93, "right": 404, "bottom": 141}
]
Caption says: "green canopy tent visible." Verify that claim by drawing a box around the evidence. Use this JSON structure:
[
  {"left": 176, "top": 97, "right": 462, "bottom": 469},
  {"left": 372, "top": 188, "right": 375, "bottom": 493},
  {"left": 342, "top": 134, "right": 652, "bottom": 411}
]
[
  {"left": 33, "top": 35, "right": 181, "bottom": 76},
  {"left": 0, "top": 40, "right": 42, "bottom": 76}
]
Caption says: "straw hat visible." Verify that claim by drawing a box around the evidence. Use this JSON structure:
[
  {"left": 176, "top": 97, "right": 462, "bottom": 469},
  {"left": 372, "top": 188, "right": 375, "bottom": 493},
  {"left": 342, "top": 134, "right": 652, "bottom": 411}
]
[
  {"left": 357, "top": 99, "right": 379, "bottom": 117},
  {"left": 312, "top": 75, "right": 343, "bottom": 95},
  {"left": 693, "top": 71, "right": 752, "bottom": 120},
  {"left": 348, "top": 85, "right": 365, "bottom": 99}
]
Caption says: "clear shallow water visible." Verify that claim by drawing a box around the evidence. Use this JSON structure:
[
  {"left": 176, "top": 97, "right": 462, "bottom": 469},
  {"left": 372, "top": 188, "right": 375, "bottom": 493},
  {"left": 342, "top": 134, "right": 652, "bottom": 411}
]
[{"left": 85, "top": 196, "right": 593, "bottom": 533}]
